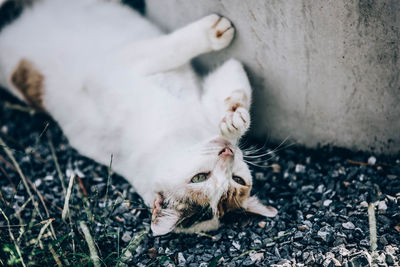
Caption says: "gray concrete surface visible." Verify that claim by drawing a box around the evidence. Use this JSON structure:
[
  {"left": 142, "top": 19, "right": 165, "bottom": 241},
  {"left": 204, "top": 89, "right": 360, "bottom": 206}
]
[{"left": 146, "top": 0, "right": 400, "bottom": 154}]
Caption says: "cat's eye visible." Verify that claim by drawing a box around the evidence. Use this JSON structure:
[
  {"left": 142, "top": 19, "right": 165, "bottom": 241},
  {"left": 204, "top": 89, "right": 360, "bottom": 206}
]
[
  {"left": 232, "top": 175, "right": 246, "bottom": 186},
  {"left": 191, "top": 173, "right": 209, "bottom": 183}
]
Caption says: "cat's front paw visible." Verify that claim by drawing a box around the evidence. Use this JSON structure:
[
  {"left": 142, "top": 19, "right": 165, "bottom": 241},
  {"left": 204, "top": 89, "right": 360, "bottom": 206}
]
[
  {"left": 219, "top": 107, "right": 250, "bottom": 141},
  {"left": 205, "top": 14, "right": 235, "bottom": 51}
]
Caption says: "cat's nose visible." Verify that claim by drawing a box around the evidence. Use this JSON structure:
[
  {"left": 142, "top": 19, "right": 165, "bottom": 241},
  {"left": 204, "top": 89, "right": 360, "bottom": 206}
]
[{"left": 218, "top": 147, "right": 233, "bottom": 158}]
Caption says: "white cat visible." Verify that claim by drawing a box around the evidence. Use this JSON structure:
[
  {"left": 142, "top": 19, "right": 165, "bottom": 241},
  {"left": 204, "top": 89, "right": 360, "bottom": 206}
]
[{"left": 0, "top": 0, "right": 277, "bottom": 235}]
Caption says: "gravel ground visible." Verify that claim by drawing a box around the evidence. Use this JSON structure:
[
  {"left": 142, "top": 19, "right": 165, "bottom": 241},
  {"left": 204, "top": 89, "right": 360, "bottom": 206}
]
[{"left": 0, "top": 88, "right": 399, "bottom": 267}]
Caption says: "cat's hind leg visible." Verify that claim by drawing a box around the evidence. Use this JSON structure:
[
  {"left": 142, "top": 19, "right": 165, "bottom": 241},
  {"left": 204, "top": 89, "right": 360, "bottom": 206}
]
[
  {"left": 202, "top": 59, "right": 252, "bottom": 143},
  {"left": 116, "top": 14, "right": 235, "bottom": 74}
]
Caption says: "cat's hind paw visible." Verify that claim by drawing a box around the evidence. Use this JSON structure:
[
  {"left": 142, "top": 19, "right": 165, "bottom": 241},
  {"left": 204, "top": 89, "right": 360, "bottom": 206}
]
[
  {"left": 219, "top": 107, "right": 250, "bottom": 141},
  {"left": 207, "top": 14, "right": 235, "bottom": 51}
]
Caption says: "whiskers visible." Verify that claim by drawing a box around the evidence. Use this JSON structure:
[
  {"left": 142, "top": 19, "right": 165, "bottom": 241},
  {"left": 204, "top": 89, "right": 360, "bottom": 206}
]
[
  {"left": 200, "top": 146, "right": 221, "bottom": 156},
  {"left": 241, "top": 136, "right": 294, "bottom": 169}
]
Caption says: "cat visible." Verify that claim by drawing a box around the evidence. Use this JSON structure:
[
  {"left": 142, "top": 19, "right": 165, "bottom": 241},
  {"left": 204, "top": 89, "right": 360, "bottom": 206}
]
[{"left": 0, "top": 0, "right": 277, "bottom": 236}]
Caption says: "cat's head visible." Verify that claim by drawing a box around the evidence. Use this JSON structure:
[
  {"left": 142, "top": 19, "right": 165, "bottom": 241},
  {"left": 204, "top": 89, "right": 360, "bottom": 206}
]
[{"left": 150, "top": 137, "right": 277, "bottom": 236}]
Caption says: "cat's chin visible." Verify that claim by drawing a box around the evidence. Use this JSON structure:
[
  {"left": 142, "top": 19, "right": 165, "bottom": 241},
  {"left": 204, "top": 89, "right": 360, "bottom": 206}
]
[{"left": 173, "top": 216, "right": 220, "bottom": 234}]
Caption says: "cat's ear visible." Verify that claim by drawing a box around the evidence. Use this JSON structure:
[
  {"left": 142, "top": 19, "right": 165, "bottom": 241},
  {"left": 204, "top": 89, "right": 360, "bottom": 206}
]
[
  {"left": 151, "top": 193, "right": 179, "bottom": 236},
  {"left": 242, "top": 196, "right": 278, "bottom": 217}
]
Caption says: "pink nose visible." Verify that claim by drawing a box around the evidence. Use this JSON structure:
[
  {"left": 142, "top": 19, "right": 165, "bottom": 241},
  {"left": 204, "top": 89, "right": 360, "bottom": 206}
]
[{"left": 218, "top": 147, "right": 233, "bottom": 158}]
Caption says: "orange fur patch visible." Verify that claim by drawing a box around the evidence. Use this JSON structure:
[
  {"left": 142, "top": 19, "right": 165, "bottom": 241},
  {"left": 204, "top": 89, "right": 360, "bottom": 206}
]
[
  {"left": 11, "top": 58, "right": 45, "bottom": 111},
  {"left": 217, "top": 186, "right": 250, "bottom": 217},
  {"left": 187, "top": 189, "right": 209, "bottom": 207}
]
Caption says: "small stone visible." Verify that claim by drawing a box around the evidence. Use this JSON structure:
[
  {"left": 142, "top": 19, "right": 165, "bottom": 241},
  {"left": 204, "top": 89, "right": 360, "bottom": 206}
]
[
  {"left": 294, "top": 231, "right": 303, "bottom": 240},
  {"left": 34, "top": 179, "right": 42, "bottom": 188},
  {"left": 232, "top": 241, "right": 241, "bottom": 250},
  {"left": 317, "top": 226, "right": 334, "bottom": 242},
  {"left": 44, "top": 175, "right": 54, "bottom": 181},
  {"left": 255, "top": 172, "right": 264, "bottom": 180},
  {"left": 295, "top": 164, "right": 306, "bottom": 173},
  {"left": 303, "top": 220, "right": 313, "bottom": 229},
  {"left": 121, "top": 231, "right": 131, "bottom": 242},
  {"left": 337, "top": 246, "right": 350, "bottom": 257},
  {"left": 385, "top": 253, "right": 395, "bottom": 265},
  {"left": 242, "top": 258, "right": 254, "bottom": 266},
  {"left": 316, "top": 184, "right": 325, "bottom": 193},
  {"left": 298, "top": 225, "right": 309, "bottom": 231},
  {"left": 147, "top": 248, "right": 157, "bottom": 259},
  {"left": 253, "top": 239, "right": 262, "bottom": 246},
  {"left": 250, "top": 252, "right": 264, "bottom": 262},
  {"left": 201, "top": 254, "right": 213, "bottom": 261},
  {"left": 367, "top": 156, "right": 376, "bottom": 165},
  {"left": 379, "top": 235, "right": 388, "bottom": 246},
  {"left": 378, "top": 201, "right": 387, "bottom": 212},
  {"left": 120, "top": 249, "right": 133, "bottom": 263},
  {"left": 258, "top": 221, "right": 266, "bottom": 228},
  {"left": 359, "top": 201, "right": 368, "bottom": 208},
  {"left": 271, "top": 163, "right": 281, "bottom": 173},
  {"left": 359, "top": 239, "right": 369, "bottom": 247},
  {"left": 331, "top": 258, "right": 341, "bottom": 266},
  {"left": 323, "top": 199, "right": 332, "bottom": 207},
  {"left": 342, "top": 222, "right": 355, "bottom": 230},
  {"left": 350, "top": 252, "right": 371, "bottom": 266},
  {"left": 177, "top": 252, "right": 186, "bottom": 266},
  {"left": 301, "top": 185, "right": 315, "bottom": 191}
]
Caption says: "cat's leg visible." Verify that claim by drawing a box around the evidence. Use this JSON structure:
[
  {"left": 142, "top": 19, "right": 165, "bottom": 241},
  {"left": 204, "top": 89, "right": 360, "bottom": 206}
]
[
  {"left": 202, "top": 59, "right": 252, "bottom": 143},
  {"left": 116, "top": 14, "right": 235, "bottom": 74}
]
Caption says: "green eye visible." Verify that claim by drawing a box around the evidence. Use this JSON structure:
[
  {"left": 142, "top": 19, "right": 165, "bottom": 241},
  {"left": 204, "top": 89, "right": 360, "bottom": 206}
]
[
  {"left": 191, "top": 173, "right": 209, "bottom": 183},
  {"left": 232, "top": 175, "right": 246, "bottom": 186}
]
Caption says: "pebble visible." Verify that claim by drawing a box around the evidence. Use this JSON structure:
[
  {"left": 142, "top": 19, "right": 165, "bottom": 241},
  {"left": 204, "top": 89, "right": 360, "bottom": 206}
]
[
  {"left": 378, "top": 200, "right": 387, "bottom": 212},
  {"left": 342, "top": 222, "right": 355, "bottom": 230},
  {"left": 250, "top": 252, "right": 264, "bottom": 262},
  {"left": 323, "top": 199, "right": 332, "bottom": 207},
  {"left": 297, "top": 225, "right": 309, "bottom": 231},
  {"left": 177, "top": 252, "right": 186, "bottom": 266},
  {"left": 271, "top": 163, "right": 281, "bottom": 173},
  {"left": 367, "top": 156, "right": 376, "bottom": 165},
  {"left": 34, "top": 179, "right": 42, "bottom": 188},
  {"left": 317, "top": 226, "right": 334, "bottom": 242},
  {"left": 232, "top": 241, "right": 241, "bottom": 250},
  {"left": 295, "top": 164, "right": 306, "bottom": 173},
  {"left": 121, "top": 231, "right": 132, "bottom": 243},
  {"left": 258, "top": 221, "right": 266, "bottom": 228},
  {"left": 349, "top": 252, "right": 371, "bottom": 266}
]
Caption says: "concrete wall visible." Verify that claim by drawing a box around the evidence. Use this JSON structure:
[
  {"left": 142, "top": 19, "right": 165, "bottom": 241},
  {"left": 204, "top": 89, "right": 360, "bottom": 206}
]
[{"left": 146, "top": 0, "right": 400, "bottom": 154}]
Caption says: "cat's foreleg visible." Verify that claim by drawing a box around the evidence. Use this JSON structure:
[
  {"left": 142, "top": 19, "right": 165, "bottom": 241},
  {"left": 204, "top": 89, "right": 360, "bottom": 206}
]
[
  {"left": 202, "top": 59, "right": 252, "bottom": 143},
  {"left": 117, "top": 14, "right": 234, "bottom": 74}
]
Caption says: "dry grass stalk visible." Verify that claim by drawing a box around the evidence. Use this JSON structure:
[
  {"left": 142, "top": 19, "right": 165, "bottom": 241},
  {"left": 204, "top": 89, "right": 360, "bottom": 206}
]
[
  {"left": 26, "top": 178, "right": 57, "bottom": 239},
  {"left": 34, "top": 218, "right": 55, "bottom": 249},
  {"left": 62, "top": 174, "right": 75, "bottom": 222},
  {"left": 368, "top": 202, "right": 378, "bottom": 252},
  {"left": 79, "top": 221, "right": 101, "bottom": 267},
  {"left": 0, "top": 207, "right": 27, "bottom": 267},
  {"left": 0, "top": 136, "right": 43, "bottom": 220},
  {"left": 47, "top": 132, "right": 66, "bottom": 195}
]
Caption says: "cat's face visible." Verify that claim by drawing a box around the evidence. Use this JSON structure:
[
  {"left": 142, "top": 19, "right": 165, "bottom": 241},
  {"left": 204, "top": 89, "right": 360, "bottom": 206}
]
[{"left": 151, "top": 137, "right": 277, "bottom": 236}]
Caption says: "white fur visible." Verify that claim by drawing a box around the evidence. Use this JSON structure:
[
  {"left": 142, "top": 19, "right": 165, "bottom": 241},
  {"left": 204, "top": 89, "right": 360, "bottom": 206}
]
[{"left": 0, "top": 0, "right": 275, "bottom": 235}]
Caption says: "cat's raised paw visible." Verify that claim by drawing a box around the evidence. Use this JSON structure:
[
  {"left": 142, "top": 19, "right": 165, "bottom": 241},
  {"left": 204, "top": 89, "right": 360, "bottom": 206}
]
[
  {"left": 224, "top": 89, "right": 249, "bottom": 111},
  {"left": 206, "top": 14, "right": 235, "bottom": 51},
  {"left": 219, "top": 107, "right": 250, "bottom": 141}
]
